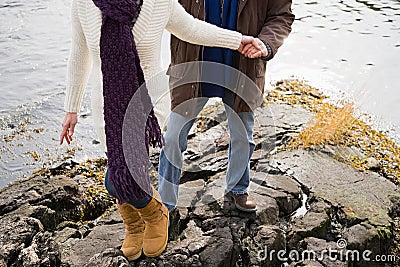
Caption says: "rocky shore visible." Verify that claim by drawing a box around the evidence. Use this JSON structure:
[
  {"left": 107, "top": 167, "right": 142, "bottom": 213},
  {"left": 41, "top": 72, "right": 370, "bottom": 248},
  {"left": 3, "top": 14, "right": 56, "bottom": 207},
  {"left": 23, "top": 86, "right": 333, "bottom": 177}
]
[{"left": 1, "top": 80, "right": 399, "bottom": 267}]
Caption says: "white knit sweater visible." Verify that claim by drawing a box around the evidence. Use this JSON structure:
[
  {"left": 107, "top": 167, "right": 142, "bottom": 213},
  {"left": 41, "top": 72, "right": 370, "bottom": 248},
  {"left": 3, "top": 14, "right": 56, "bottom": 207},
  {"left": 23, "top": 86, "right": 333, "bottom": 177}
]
[{"left": 65, "top": 0, "right": 242, "bottom": 149}]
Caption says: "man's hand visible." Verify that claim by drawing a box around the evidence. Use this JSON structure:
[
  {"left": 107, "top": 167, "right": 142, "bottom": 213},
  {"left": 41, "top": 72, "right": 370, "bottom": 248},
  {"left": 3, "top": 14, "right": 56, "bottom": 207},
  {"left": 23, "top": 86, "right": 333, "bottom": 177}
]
[
  {"left": 241, "top": 38, "right": 269, "bottom": 59},
  {"left": 239, "top": 35, "right": 261, "bottom": 54},
  {"left": 60, "top": 112, "right": 78, "bottom": 145}
]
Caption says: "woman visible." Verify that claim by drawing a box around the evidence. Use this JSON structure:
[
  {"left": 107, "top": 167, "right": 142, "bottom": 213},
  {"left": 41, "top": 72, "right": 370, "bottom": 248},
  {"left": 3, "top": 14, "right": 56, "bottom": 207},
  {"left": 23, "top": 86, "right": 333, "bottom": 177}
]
[{"left": 60, "top": 0, "right": 259, "bottom": 260}]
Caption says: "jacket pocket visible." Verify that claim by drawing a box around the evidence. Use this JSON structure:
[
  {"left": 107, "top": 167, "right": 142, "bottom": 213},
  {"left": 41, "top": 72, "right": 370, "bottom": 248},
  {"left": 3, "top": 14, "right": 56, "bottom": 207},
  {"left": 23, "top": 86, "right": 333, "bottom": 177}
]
[{"left": 255, "top": 60, "right": 266, "bottom": 78}]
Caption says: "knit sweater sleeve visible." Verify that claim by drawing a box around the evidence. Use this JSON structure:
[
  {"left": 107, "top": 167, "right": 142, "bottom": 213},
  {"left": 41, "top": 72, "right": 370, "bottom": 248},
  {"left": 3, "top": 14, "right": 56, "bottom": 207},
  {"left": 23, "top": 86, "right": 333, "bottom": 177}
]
[
  {"left": 165, "top": 0, "right": 242, "bottom": 50},
  {"left": 64, "top": 0, "right": 92, "bottom": 113}
]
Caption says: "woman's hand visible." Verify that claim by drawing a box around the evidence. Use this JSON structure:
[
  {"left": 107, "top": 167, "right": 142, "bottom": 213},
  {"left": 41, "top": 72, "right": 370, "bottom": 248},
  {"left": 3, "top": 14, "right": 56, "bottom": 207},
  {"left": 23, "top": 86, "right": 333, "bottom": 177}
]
[
  {"left": 60, "top": 112, "right": 78, "bottom": 145},
  {"left": 238, "top": 35, "right": 261, "bottom": 54},
  {"left": 241, "top": 37, "right": 268, "bottom": 59}
]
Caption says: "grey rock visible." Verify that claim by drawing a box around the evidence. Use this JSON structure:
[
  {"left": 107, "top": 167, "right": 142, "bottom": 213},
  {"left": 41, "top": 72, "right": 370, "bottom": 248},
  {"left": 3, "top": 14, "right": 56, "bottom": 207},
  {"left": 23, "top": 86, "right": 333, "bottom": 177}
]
[
  {"left": 60, "top": 224, "right": 125, "bottom": 267},
  {"left": 54, "top": 227, "right": 81, "bottom": 244},
  {"left": 254, "top": 103, "right": 312, "bottom": 150},
  {"left": 159, "top": 221, "right": 208, "bottom": 266},
  {"left": 245, "top": 225, "right": 285, "bottom": 267},
  {"left": 320, "top": 145, "right": 366, "bottom": 160},
  {"left": 0, "top": 175, "right": 82, "bottom": 224},
  {"left": 177, "top": 179, "right": 206, "bottom": 209},
  {"left": 16, "top": 246, "right": 41, "bottom": 267},
  {"left": 272, "top": 148, "right": 398, "bottom": 262},
  {"left": 288, "top": 259, "right": 324, "bottom": 266},
  {"left": 95, "top": 205, "right": 122, "bottom": 225},
  {"left": 201, "top": 216, "right": 247, "bottom": 233},
  {"left": 255, "top": 103, "right": 311, "bottom": 130},
  {"left": 0, "top": 215, "right": 43, "bottom": 265},
  {"left": 14, "top": 231, "right": 61, "bottom": 267},
  {"left": 389, "top": 194, "right": 400, "bottom": 217},
  {"left": 261, "top": 174, "right": 302, "bottom": 198},
  {"left": 199, "top": 176, "right": 225, "bottom": 206},
  {"left": 306, "top": 237, "right": 347, "bottom": 266},
  {"left": 250, "top": 173, "right": 302, "bottom": 215},
  {"left": 341, "top": 222, "right": 392, "bottom": 266},
  {"left": 192, "top": 199, "right": 225, "bottom": 220},
  {"left": 366, "top": 157, "right": 381, "bottom": 170},
  {"left": 8, "top": 203, "right": 56, "bottom": 230},
  {"left": 168, "top": 208, "right": 181, "bottom": 241},
  {"left": 343, "top": 223, "right": 377, "bottom": 251},
  {"left": 191, "top": 102, "right": 227, "bottom": 136},
  {"left": 182, "top": 150, "right": 228, "bottom": 181},
  {"left": 272, "top": 149, "right": 400, "bottom": 227},
  {"left": 252, "top": 192, "right": 279, "bottom": 225},
  {"left": 84, "top": 248, "right": 129, "bottom": 267},
  {"left": 288, "top": 211, "right": 330, "bottom": 248},
  {"left": 56, "top": 221, "right": 79, "bottom": 230},
  {"left": 294, "top": 237, "right": 347, "bottom": 267},
  {"left": 186, "top": 123, "right": 229, "bottom": 165},
  {"left": 174, "top": 220, "right": 209, "bottom": 255},
  {"left": 199, "top": 227, "right": 233, "bottom": 267}
]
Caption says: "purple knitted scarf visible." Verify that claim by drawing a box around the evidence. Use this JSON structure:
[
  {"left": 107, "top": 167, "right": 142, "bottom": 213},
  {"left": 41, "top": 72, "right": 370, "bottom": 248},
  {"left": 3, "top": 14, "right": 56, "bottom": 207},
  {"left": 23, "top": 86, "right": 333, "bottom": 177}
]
[{"left": 92, "top": 0, "right": 163, "bottom": 203}]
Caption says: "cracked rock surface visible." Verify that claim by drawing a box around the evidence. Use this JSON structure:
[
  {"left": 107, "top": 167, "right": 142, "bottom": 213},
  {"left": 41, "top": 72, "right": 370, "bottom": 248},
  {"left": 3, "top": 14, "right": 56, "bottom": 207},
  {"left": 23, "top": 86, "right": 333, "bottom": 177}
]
[{"left": 0, "top": 103, "right": 399, "bottom": 266}]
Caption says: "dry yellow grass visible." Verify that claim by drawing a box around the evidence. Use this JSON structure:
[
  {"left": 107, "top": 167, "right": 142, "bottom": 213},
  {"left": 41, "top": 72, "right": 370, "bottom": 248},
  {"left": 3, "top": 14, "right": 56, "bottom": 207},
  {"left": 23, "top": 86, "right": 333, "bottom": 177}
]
[
  {"left": 266, "top": 79, "right": 400, "bottom": 184},
  {"left": 288, "top": 102, "right": 355, "bottom": 148}
]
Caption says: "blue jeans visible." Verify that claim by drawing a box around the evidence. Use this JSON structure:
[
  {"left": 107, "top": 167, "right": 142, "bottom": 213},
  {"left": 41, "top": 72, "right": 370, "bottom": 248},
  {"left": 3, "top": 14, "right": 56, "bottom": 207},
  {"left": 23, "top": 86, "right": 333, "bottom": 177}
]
[{"left": 158, "top": 93, "right": 255, "bottom": 211}]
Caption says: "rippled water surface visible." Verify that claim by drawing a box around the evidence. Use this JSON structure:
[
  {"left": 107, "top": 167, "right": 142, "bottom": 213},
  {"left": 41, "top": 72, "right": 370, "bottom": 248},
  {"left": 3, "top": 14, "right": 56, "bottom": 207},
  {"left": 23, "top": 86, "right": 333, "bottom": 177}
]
[
  {"left": 0, "top": 0, "right": 399, "bottom": 187},
  {"left": 268, "top": 0, "right": 400, "bottom": 131}
]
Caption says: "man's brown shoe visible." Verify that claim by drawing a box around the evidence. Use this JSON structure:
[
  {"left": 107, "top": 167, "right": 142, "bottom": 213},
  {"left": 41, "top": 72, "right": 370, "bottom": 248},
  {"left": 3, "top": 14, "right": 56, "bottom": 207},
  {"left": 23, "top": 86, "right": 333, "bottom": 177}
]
[{"left": 227, "top": 192, "right": 257, "bottom": 212}]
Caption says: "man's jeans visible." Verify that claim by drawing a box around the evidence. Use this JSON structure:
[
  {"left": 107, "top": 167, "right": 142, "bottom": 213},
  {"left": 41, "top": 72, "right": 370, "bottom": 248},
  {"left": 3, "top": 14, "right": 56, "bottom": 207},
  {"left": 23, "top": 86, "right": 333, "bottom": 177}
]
[{"left": 158, "top": 94, "right": 255, "bottom": 211}]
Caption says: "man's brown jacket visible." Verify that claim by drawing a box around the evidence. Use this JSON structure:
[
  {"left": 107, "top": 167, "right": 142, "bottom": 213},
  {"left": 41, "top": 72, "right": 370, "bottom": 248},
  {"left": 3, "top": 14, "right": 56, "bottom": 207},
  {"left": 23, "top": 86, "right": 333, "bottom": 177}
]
[{"left": 168, "top": 0, "right": 295, "bottom": 113}]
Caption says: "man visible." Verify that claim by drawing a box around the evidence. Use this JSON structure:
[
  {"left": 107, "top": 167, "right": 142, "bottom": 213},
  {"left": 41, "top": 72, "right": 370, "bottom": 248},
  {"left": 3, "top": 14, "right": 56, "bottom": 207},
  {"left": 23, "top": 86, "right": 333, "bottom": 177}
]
[{"left": 158, "top": 0, "right": 295, "bottom": 212}]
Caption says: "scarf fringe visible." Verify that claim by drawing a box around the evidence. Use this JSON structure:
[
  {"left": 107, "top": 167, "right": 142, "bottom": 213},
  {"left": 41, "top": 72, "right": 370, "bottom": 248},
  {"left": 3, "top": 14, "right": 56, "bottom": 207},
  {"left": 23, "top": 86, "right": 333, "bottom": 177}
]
[
  {"left": 107, "top": 166, "right": 150, "bottom": 204},
  {"left": 146, "top": 110, "right": 164, "bottom": 149}
]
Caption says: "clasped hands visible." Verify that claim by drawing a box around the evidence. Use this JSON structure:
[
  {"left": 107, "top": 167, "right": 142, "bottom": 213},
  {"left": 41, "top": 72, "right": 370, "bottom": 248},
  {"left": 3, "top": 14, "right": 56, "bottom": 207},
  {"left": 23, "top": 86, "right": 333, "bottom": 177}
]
[{"left": 239, "top": 35, "right": 268, "bottom": 59}]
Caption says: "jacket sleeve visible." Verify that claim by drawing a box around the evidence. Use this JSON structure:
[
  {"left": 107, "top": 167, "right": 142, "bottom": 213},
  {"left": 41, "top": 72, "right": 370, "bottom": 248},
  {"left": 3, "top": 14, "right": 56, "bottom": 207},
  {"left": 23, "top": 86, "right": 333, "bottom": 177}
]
[
  {"left": 258, "top": 0, "right": 295, "bottom": 60},
  {"left": 165, "top": 0, "right": 242, "bottom": 50},
  {"left": 64, "top": 0, "right": 92, "bottom": 113}
]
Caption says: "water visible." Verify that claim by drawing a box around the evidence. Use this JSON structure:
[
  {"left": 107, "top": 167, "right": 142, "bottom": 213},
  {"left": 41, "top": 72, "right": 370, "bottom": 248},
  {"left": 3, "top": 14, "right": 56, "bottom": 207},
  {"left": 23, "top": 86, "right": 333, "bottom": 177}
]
[
  {"left": 1, "top": 0, "right": 399, "bottom": 188},
  {"left": 291, "top": 193, "right": 309, "bottom": 219},
  {"left": 0, "top": 0, "right": 102, "bottom": 188},
  {"left": 266, "top": 0, "right": 400, "bottom": 136}
]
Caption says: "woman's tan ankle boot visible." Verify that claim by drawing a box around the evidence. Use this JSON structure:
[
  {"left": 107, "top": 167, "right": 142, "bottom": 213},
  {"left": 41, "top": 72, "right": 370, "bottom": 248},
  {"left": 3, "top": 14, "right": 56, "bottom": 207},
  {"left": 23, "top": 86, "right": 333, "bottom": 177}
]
[
  {"left": 118, "top": 202, "right": 145, "bottom": 260},
  {"left": 137, "top": 187, "right": 169, "bottom": 257}
]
